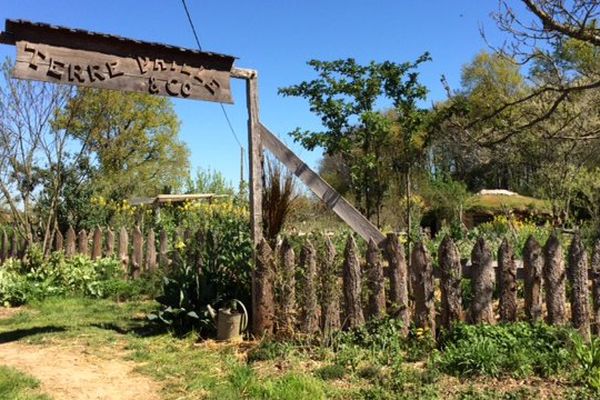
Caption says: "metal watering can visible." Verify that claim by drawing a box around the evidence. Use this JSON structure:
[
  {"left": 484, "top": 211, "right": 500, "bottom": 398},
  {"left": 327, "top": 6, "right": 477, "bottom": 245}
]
[{"left": 207, "top": 299, "right": 248, "bottom": 341}]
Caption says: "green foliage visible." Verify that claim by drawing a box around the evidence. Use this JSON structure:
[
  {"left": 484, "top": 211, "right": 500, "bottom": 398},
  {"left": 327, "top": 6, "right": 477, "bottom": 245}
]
[
  {"left": 421, "top": 174, "right": 472, "bottom": 230},
  {"left": 0, "top": 366, "right": 50, "bottom": 400},
  {"left": 54, "top": 88, "right": 190, "bottom": 200},
  {"left": 437, "top": 323, "right": 573, "bottom": 378},
  {"left": 0, "top": 247, "right": 126, "bottom": 306},
  {"left": 185, "top": 167, "right": 236, "bottom": 196},
  {"left": 455, "top": 386, "right": 535, "bottom": 400},
  {"left": 570, "top": 333, "right": 600, "bottom": 393},
  {"left": 279, "top": 55, "right": 431, "bottom": 223},
  {"left": 315, "top": 364, "right": 346, "bottom": 381},
  {"left": 247, "top": 340, "right": 295, "bottom": 363},
  {"left": 151, "top": 201, "right": 252, "bottom": 335}
]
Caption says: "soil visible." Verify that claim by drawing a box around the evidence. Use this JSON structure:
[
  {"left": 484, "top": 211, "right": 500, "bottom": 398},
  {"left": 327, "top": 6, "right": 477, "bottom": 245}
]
[{"left": 0, "top": 341, "right": 162, "bottom": 400}]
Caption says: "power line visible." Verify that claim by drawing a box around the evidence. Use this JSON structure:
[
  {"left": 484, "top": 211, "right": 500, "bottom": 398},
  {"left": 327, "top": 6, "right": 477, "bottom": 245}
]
[
  {"left": 219, "top": 103, "right": 243, "bottom": 148},
  {"left": 180, "top": 0, "right": 245, "bottom": 152},
  {"left": 181, "top": 0, "right": 202, "bottom": 51}
]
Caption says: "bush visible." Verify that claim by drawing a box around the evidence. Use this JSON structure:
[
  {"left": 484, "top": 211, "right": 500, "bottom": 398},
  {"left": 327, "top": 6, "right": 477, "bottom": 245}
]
[
  {"left": 437, "top": 323, "right": 573, "bottom": 378},
  {"left": 0, "top": 246, "right": 127, "bottom": 306}
]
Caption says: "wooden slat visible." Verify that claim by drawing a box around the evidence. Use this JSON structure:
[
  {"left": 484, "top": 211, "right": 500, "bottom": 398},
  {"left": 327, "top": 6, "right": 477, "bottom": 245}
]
[{"left": 259, "top": 123, "right": 385, "bottom": 245}]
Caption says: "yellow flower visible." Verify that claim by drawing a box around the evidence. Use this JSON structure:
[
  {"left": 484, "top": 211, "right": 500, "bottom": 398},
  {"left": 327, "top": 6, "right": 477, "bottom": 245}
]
[{"left": 175, "top": 241, "right": 186, "bottom": 250}]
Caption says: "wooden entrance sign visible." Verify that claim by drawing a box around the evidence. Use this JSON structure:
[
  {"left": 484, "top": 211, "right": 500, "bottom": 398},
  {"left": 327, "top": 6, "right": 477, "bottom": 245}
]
[
  {"left": 2, "top": 20, "right": 234, "bottom": 103},
  {"left": 0, "top": 18, "right": 387, "bottom": 335}
]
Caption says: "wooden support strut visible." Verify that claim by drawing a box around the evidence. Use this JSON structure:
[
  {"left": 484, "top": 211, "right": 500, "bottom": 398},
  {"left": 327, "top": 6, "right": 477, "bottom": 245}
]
[
  {"left": 232, "top": 66, "right": 385, "bottom": 246},
  {"left": 259, "top": 123, "right": 386, "bottom": 245}
]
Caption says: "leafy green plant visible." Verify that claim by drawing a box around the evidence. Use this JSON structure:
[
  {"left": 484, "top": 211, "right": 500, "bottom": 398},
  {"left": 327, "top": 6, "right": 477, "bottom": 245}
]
[
  {"left": 437, "top": 323, "right": 572, "bottom": 378},
  {"left": 570, "top": 333, "right": 600, "bottom": 392},
  {"left": 150, "top": 202, "right": 252, "bottom": 336},
  {"left": 0, "top": 247, "right": 124, "bottom": 306}
]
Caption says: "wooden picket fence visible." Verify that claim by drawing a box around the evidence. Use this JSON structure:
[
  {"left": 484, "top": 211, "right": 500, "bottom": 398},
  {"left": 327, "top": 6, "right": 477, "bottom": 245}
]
[
  {"left": 254, "top": 232, "right": 599, "bottom": 340},
  {"left": 0, "top": 226, "right": 173, "bottom": 277}
]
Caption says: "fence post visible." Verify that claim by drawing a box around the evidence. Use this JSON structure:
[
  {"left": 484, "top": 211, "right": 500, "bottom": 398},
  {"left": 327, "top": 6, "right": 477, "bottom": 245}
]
[
  {"left": 159, "top": 229, "right": 170, "bottom": 269},
  {"left": 410, "top": 242, "right": 435, "bottom": 336},
  {"left": 65, "top": 226, "right": 76, "bottom": 257},
  {"left": 470, "top": 237, "right": 495, "bottom": 324},
  {"left": 77, "top": 229, "right": 88, "bottom": 255},
  {"left": 321, "top": 236, "right": 341, "bottom": 336},
  {"left": 439, "top": 236, "right": 463, "bottom": 330},
  {"left": 106, "top": 228, "right": 115, "bottom": 257},
  {"left": 54, "top": 230, "right": 63, "bottom": 252},
  {"left": 119, "top": 227, "right": 129, "bottom": 274},
  {"left": 523, "top": 236, "right": 543, "bottom": 323},
  {"left": 253, "top": 239, "right": 275, "bottom": 336},
  {"left": 342, "top": 234, "right": 365, "bottom": 329},
  {"left": 131, "top": 226, "right": 143, "bottom": 278},
  {"left": 146, "top": 228, "right": 157, "bottom": 272},
  {"left": 568, "top": 234, "right": 591, "bottom": 340},
  {"left": 543, "top": 232, "right": 567, "bottom": 325},
  {"left": 92, "top": 227, "right": 102, "bottom": 260},
  {"left": 279, "top": 238, "right": 296, "bottom": 335},
  {"left": 592, "top": 239, "right": 600, "bottom": 335},
  {"left": 366, "top": 238, "right": 386, "bottom": 319},
  {"left": 299, "top": 239, "right": 320, "bottom": 334},
  {"left": 384, "top": 233, "right": 409, "bottom": 335},
  {"left": 498, "top": 238, "right": 517, "bottom": 322}
]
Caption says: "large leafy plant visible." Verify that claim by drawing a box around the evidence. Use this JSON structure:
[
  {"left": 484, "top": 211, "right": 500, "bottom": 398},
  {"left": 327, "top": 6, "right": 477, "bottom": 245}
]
[{"left": 150, "top": 200, "right": 252, "bottom": 335}]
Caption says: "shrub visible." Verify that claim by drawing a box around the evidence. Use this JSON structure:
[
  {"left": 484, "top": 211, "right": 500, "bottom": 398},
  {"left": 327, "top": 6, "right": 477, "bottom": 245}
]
[{"left": 0, "top": 247, "right": 126, "bottom": 306}]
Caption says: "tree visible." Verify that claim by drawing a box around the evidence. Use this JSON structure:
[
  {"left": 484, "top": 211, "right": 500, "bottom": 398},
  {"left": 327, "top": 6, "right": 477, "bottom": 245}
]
[
  {"left": 54, "top": 88, "right": 190, "bottom": 201},
  {"left": 279, "top": 56, "right": 430, "bottom": 227},
  {"left": 380, "top": 55, "right": 432, "bottom": 240},
  {"left": 471, "top": 0, "right": 600, "bottom": 138},
  {"left": 0, "top": 59, "right": 75, "bottom": 251}
]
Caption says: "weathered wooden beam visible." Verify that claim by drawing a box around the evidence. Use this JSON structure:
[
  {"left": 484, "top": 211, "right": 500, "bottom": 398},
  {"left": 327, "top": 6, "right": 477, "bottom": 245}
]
[
  {"left": 259, "top": 123, "right": 385, "bottom": 245},
  {"left": 247, "top": 77, "right": 263, "bottom": 245},
  {"left": 231, "top": 67, "right": 256, "bottom": 80}
]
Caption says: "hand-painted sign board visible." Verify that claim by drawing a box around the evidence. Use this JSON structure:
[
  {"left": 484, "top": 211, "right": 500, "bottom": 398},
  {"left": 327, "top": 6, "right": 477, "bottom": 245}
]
[{"left": 2, "top": 20, "right": 235, "bottom": 103}]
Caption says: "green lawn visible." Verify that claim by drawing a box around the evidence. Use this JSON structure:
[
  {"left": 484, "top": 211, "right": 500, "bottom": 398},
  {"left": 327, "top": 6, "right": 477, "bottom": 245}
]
[
  {"left": 0, "top": 366, "right": 50, "bottom": 400},
  {"left": 0, "top": 298, "right": 595, "bottom": 400}
]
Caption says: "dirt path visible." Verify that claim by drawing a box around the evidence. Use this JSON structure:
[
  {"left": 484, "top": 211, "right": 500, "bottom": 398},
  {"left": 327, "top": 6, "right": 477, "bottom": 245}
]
[{"left": 0, "top": 342, "right": 162, "bottom": 400}]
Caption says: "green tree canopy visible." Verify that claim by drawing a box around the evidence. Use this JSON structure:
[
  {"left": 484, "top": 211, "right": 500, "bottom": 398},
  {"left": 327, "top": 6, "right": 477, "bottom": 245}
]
[{"left": 55, "top": 89, "right": 190, "bottom": 200}]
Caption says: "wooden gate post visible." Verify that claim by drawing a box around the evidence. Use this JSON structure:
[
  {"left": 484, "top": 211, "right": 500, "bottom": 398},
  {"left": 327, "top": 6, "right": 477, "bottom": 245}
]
[{"left": 232, "top": 68, "right": 264, "bottom": 335}]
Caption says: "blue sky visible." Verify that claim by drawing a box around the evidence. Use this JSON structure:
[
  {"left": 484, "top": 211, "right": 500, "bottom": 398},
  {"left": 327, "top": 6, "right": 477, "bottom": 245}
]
[{"left": 0, "top": 1, "right": 529, "bottom": 187}]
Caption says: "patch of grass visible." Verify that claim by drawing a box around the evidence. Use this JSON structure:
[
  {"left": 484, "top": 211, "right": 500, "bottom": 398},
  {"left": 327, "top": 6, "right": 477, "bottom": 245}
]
[
  {"left": 455, "top": 385, "right": 537, "bottom": 400},
  {"left": 437, "top": 323, "right": 573, "bottom": 378},
  {"left": 469, "top": 194, "right": 550, "bottom": 214},
  {"left": 247, "top": 339, "right": 295, "bottom": 362},
  {"left": 0, "top": 366, "right": 50, "bottom": 400},
  {"left": 315, "top": 364, "right": 346, "bottom": 380}
]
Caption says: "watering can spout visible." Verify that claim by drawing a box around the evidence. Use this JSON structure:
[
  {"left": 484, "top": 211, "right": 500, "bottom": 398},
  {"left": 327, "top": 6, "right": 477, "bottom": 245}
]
[{"left": 207, "top": 304, "right": 217, "bottom": 321}]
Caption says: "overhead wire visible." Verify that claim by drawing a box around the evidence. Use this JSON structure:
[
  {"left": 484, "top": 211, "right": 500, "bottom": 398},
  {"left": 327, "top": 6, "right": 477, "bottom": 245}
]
[{"left": 180, "top": 0, "right": 245, "bottom": 152}]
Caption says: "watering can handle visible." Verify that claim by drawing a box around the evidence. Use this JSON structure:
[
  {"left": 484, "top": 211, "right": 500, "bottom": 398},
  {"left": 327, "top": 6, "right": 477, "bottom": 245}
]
[{"left": 232, "top": 299, "right": 248, "bottom": 333}]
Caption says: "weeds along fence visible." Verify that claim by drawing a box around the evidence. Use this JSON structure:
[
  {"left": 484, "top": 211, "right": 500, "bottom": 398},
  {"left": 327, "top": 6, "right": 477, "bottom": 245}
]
[
  {"left": 0, "top": 226, "right": 176, "bottom": 277},
  {"left": 255, "top": 233, "right": 600, "bottom": 341}
]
